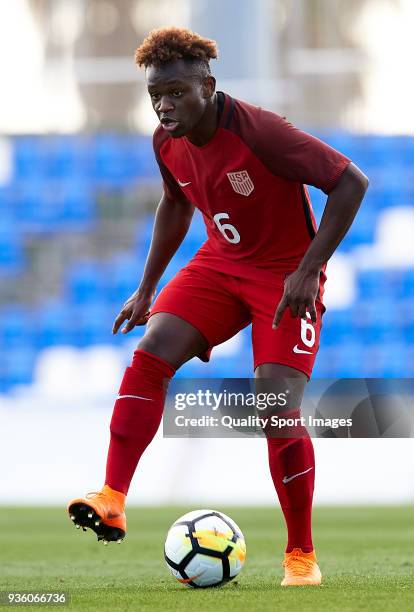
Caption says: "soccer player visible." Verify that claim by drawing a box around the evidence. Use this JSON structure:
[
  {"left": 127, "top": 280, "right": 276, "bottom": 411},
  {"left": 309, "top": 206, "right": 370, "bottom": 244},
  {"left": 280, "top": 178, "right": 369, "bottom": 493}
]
[{"left": 68, "top": 27, "right": 368, "bottom": 586}]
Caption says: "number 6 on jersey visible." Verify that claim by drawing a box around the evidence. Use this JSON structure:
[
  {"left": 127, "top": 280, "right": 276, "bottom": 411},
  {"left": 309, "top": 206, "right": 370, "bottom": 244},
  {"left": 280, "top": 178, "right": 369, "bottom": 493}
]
[
  {"left": 213, "top": 213, "right": 241, "bottom": 244},
  {"left": 301, "top": 312, "right": 316, "bottom": 347}
]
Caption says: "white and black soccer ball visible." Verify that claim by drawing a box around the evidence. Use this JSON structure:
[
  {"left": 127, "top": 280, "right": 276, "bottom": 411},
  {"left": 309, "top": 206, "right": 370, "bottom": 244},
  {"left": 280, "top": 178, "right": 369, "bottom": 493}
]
[{"left": 164, "top": 509, "right": 246, "bottom": 588}]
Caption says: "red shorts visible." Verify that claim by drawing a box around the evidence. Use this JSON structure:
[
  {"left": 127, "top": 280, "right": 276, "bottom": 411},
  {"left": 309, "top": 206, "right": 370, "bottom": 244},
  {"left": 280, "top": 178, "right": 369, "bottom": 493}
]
[{"left": 150, "top": 265, "right": 326, "bottom": 378}]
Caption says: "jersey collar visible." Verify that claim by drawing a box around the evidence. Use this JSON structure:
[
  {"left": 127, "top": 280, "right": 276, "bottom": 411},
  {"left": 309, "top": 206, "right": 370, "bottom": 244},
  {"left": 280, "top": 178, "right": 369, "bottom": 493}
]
[{"left": 217, "top": 91, "right": 235, "bottom": 129}]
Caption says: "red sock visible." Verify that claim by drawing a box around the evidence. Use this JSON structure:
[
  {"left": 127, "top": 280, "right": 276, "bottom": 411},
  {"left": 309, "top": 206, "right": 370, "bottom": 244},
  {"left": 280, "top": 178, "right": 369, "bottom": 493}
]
[
  {"left": 105, "top": 349, "right": 175, "bottom": 495},
  {"left": 266, "top": 409, "right": 315, "bottom": 553}
]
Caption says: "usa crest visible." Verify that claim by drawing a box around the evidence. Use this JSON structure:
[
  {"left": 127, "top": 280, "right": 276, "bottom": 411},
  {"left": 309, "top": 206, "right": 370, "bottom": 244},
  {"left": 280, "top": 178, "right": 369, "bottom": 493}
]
[{"left": 227, "top": 170, "right": 254, "bottom": 196}]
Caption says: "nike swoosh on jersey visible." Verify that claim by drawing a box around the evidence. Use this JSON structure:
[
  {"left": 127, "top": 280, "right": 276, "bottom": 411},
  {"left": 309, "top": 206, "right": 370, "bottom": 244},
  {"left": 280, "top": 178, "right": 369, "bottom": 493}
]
[
  {"left": 293, "top": 345, "right": 314, "bottom": 355},
  {"left": 177, "top": 179, "right": 191, "bottom": 187},
  {"left": 282, "top": 467, "right": 313, "bottom": 484}
]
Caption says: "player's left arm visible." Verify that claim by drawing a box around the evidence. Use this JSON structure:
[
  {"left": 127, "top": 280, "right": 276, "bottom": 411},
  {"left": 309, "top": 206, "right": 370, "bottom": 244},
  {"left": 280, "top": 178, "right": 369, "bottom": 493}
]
[{"left": 273, "top": 162, "right": 369, "bottom": 327}]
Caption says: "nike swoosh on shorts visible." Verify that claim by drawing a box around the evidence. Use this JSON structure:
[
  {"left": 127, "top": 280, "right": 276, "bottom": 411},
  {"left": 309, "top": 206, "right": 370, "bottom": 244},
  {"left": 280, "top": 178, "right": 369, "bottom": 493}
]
[{"left": 293, "top": 345, "right": 313, "bottom": 355}]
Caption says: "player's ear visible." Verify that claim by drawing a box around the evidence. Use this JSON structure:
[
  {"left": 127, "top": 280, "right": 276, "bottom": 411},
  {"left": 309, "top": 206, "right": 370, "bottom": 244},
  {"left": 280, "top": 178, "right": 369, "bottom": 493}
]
[{"left": 202, "top": 75, "right": 216, "bottom": 99}]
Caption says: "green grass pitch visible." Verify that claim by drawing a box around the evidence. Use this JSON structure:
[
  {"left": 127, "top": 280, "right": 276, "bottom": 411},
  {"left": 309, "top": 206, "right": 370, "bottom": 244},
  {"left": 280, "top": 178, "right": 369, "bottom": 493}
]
[{"left": 1, "top": 506, "right": 413, "bottom": 611}]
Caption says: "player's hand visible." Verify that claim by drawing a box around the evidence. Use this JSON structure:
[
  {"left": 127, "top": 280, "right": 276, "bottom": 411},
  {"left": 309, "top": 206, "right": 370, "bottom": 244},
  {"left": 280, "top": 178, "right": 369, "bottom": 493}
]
[
  {"left": 112, "top": 287, "right": 156, "bottom": 334},
  {"left": 272, "top": 269, "right": 320, "bottom": 328}
]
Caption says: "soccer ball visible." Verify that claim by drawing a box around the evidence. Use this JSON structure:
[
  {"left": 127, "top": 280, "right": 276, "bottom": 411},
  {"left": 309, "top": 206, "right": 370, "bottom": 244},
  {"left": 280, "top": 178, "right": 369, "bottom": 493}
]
[{"left": 164, "top": 509, "right": 246, "bottom": 588}]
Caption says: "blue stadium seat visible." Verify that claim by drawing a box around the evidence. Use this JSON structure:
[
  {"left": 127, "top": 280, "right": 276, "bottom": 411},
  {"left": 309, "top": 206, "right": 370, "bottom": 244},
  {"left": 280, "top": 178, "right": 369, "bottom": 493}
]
[
  {"left": 357, "top": 269, "right": 414, "bottom": 301},
  {"left": 396, "top": 269, "right": 414, "bottom": 299},
  {"left": 105, "top": 254, "right": 144, "bottom": 304},
  {"left": 15, "top": 179, "right": 95, "bottom": 232},
  {"left": 92, "top": 134, "right": 126, "bottom": 185},
  {"left": 14, "top": 180, "right": 41, "bottom": 229},
  {"left": 312, "top": 347, "right": 339, "bottom": 377},
  {"left": 376, "top": 342, "right": 408, "bottom": 377},
  {"left": 58, "top": 180, "right": 95, "bottom": 226},
  {"left": 399, "top": 141, "right": 414, "bottom": 168},
  {"left": 13, "top": 137, "right": 44, "bottom": 180},
  {"left": 360, "top": 344, "right": 406, "bottom": 377},
  {"left": 332, "top": 341, "right": 364, "bottom": 377},
  {"left": 396, "top": 298, "right": 414, "bottom": 344},
  {"left": 65, "top": 261, "right": 106, "bottom": 304},
  {"left": 42, "top": 136, "right": 91, "bottom": 179},
  {"left": 0, "top": 218, "right": 24, "bottom": 273},
  {"left": 124, "top": 136, "right": 159, "bottom": 178},
  {"left": 376, "top": 185, "right": 406, "bottom": 209},
  {"left": 0, "top": 305, "right": 34, "bottom": 347},
  {"left": 356, "top": 269, "right": 385, "bottom": 299},
  {"left": 35, "top": 301, "right": 77, "bottom": 348},
  {"left": 355, "top": 135, "right": 399, "bottom": 167},
  {"left": 353, "top": 299, "right": 399, "bottom": 345},
  {"left": 321, "top": 309, "right": 353, "bottom": 345},
  {"left": 339, "top": 207, "right": 377, "bottom": 250},
  {"left": 2, "top": 346, "right": 36, "bottom": 387},
  {"left": 93, "top": 134, "right": 157, "bottom": 185},
  {"left": 316, "top": 342, "right": 364, "bottom": 377},
  {"left": 0, "top": 186, "right": 14, "bottom": 217},
  {"left": 75, "top": 302, "right": 115, "bottom": 347}
]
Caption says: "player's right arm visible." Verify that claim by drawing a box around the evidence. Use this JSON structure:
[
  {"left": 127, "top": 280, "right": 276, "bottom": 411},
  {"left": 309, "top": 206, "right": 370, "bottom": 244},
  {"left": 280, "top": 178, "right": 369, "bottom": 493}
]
[{"left": 112, "top": 192, "right": 194, "bottom": 334}]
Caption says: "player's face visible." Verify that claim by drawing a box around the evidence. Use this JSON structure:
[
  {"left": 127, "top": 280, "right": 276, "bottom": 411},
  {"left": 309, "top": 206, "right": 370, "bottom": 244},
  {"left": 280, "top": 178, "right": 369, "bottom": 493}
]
[{"left": 146, "top": 60, "right": 214, "bottom": 138}]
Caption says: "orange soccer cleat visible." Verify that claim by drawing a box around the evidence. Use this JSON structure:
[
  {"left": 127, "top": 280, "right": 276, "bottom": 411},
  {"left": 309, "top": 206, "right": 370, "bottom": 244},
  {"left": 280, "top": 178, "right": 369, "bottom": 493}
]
[
  {"left": 67, "top": 485, "right": 126, "bottom": 545},
  {"left": 281, "top": 548, "right": 322, "bottom": 586}
]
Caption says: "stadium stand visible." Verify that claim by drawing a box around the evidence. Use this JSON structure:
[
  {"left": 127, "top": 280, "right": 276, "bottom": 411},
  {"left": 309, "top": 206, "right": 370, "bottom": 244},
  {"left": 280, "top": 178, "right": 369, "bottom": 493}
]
[{"left": 0, "top": 133, "right": 413, "bottom": 391}]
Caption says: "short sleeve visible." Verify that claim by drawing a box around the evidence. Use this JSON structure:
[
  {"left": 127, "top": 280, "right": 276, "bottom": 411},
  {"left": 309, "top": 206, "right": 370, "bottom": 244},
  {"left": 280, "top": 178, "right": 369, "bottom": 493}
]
[{"left": 253, "top": 110, "right": 351, "bottom": 194}]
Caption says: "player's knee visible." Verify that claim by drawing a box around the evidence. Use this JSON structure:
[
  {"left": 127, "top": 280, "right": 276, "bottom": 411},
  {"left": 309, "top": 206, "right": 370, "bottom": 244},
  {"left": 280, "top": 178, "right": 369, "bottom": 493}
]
[
  {"left": 137, "top": 325, "right": 197, "bottom": 369},
  {"left": 137, "top": 329, "right": 173, "bottom": 362}
]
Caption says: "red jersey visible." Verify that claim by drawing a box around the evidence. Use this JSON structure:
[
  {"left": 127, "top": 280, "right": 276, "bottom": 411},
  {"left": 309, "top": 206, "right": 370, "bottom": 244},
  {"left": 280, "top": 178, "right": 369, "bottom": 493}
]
[{"left": 153, "top": 91, "right": 350, "bottom": 282}]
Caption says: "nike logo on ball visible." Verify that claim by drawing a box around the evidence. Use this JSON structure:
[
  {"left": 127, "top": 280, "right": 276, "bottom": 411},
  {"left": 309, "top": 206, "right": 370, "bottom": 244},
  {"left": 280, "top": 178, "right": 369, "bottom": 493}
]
[
  {"left": 293, "top": 345, "right": 313, "bottom": 354},
  {"left": 178, "top": 572, "right": 204, "bottom": 583},
  {"left": 282, "top": 467, "right": 313, "bottom": 484},
  {"left": 177, "top": 180, "right": 191, "bottom": 187}
]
